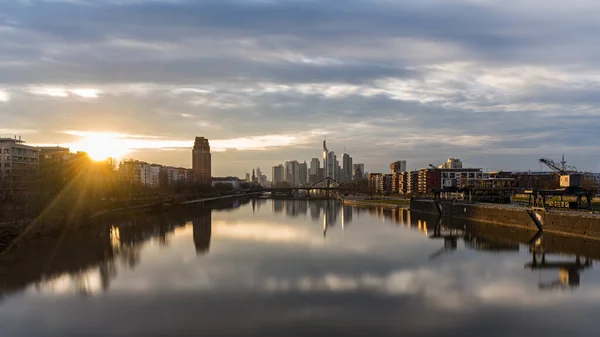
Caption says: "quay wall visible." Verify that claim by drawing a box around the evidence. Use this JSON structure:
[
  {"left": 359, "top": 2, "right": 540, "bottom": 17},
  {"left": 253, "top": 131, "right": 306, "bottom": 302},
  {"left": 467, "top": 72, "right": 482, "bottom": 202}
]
[{"left": 410, "top": 199, "right": 600, "bottom": 240}]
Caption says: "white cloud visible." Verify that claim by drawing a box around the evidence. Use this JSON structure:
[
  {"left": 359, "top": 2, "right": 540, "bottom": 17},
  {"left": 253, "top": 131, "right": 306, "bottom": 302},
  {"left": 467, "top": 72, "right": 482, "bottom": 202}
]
[
  {"left": 0, "top": 89, "right": 9, "bottom": 102},
  {"left": 28, "top": 86, "right": 69, "bottom": 97},
  {"left": 70, "top": 88, "right": 101, "bottom": 98}
]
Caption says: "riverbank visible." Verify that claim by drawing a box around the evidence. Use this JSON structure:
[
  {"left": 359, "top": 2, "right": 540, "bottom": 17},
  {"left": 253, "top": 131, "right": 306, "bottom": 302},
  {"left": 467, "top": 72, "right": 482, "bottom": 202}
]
[
  {"left": 340, "top": 197, "right": 409, "bottom": 209},
  {"left": 411, "top": 198, "right": 600, "bottom": 240}
]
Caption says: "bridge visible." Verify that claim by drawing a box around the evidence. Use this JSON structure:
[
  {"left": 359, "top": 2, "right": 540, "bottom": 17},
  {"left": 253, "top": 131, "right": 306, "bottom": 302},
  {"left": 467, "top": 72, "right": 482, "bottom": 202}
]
[{"left": 250, "top": 177, "right": 357, "bottom": 196}]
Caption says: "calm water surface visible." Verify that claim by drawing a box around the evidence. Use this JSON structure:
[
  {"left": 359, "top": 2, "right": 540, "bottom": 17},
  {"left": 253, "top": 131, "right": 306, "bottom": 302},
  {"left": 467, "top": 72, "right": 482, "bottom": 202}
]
[{"left": 1, "top": 199, "right": 600, "bottom": 336}]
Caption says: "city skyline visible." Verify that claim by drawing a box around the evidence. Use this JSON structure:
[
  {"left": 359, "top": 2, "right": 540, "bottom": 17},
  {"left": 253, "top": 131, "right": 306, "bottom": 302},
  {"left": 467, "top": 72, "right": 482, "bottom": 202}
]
[{"left": 2, "top": 1, "right": 600, "bottom": 176}]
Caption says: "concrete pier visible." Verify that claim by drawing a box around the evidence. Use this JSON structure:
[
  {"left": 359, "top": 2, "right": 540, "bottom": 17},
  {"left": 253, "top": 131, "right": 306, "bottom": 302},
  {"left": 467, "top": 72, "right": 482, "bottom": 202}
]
[{"left": 411, "top": 198, "right": 600, "bottom": 240}]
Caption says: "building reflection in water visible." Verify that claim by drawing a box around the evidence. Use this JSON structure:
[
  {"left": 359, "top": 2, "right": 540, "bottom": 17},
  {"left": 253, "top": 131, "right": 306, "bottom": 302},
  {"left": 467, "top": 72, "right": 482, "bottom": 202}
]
[
  {"left": 3, "top": 199, "right": 600, "bottom": 301},
  {"left": 192, "top": 210, "right": 212, "bottom": 255},
  {"left": 525, "top": 239, "right": 593, "bottom": 291},
  {"left": 272, "top": 199, "right": 284, "bottom": 214}
]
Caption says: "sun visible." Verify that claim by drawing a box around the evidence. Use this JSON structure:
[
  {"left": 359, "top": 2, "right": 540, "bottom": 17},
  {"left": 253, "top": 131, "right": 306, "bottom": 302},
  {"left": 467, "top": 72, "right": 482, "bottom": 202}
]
[{"left": 71, "top": 133, "right": 131, "bottom": 161}]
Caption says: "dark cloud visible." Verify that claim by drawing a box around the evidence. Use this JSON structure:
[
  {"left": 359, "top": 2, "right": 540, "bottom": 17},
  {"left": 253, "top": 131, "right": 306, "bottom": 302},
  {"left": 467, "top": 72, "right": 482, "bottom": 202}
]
[{"left": 1, "top": 0, "right": 600, "bottom": 174}]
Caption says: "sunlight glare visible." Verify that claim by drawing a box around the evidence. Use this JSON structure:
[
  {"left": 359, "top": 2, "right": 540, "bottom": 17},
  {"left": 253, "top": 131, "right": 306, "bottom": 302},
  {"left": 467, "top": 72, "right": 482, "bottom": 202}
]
[{"left": 71, "top": 132, "right": 131, "bottom": 161}]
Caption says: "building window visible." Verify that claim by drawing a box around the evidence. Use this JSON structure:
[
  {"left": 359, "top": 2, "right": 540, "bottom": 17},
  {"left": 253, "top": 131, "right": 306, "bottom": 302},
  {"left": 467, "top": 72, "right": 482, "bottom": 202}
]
[{"left": 468, "top": 173, "right": 475, "bottom": 179}]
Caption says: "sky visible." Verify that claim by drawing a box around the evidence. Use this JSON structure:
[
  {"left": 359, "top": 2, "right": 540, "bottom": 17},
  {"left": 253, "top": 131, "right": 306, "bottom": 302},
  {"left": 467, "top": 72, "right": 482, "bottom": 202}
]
[{"left": 1, "top": 0, "right": 600, "bottom": 177}]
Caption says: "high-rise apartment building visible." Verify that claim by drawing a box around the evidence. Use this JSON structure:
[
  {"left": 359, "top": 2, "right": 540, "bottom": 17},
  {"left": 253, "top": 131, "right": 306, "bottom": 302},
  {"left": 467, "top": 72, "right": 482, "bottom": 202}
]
[
  {"left": 439, "top": 158, "right": 463, "bottom": 169},
  {"left": 192, "top": 137, "right": 211, "bottom": 184},
  {"left": 0, "top": 137, "right": 39, "bottom": 195},
  {"left": 272, "top": 165, "right": 285, "bottom": 184},
  {"left": 390, "top": 160, "right": 407, "bottom": 173}
]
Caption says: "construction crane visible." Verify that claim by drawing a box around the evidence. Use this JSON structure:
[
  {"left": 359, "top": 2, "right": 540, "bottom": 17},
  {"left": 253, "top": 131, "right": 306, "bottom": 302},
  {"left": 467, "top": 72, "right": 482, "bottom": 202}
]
[{"left": 539, "top": 155, "right": 579, "bottom": 175}]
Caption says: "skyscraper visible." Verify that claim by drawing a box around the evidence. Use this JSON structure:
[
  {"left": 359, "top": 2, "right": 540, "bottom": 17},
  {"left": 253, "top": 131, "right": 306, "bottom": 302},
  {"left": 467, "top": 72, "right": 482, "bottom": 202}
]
[
  {"left": 322, "top": 140, "right": 328, "bottom": 179},
  {"left": 272, "top": 164, "right": 285, "bottom": 184},
  {"left": 310, "top": 158, "right": 320, "bottom": 183},
  {"left": 342, "top": 153, "right": 353, "bottom": 182},
  {"left": 192, "top": 137, "right": 211, "bottom": 184},
  {"left": 327, "top": 151, "right": 336, "bottom": 180},
  {"left": 353, "top": 163, "right": 365, "bottom": 180},
  {"left": 299, "top": 161, "right": 308, "bottom": 184},
  {"left": 285, "top": 160, "right": 300, "bottom": 185}
]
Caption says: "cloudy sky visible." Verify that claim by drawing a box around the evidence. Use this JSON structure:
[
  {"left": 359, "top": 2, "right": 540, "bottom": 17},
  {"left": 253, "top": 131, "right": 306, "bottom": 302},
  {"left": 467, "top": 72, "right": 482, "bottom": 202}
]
[{"left": 1, "top": 0, "right": 599, "bottom": 177}]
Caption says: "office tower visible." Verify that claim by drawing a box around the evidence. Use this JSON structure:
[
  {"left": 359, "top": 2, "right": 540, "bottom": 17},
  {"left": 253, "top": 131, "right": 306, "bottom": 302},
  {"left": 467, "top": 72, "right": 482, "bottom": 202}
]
[
  {"left": 284, "top": 160, "right": 300, "bottom": 185},
  {"left": 192, "top": 137, "right": 211, "bottom": 184},
  {"left": 353, "top": 163, "right": 365, "bottom": 180},
  {"left": 299, "top": 161, "right": 308, "bottom": 184},
  {"left": 322, "top": 140, "right": 328, "bottom": 179},
  {"left": 390, "top": 160, "right": 407, "bottom": 173},
  {"left": 327, "top": 151, "right": 336, "bottom": 180},
  {"left": 309, "top": 158, "right": 320, "bottom": 183},
  {"left": 342, "top": 153, "right": 353, "bottom": 182},
  {"left": 272, "top": 165, "right": 284, "bottom": 184}
]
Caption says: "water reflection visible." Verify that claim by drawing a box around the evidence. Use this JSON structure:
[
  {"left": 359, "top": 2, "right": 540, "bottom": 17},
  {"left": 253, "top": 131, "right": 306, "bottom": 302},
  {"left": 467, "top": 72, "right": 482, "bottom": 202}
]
[
  {"left": 2, "top": 199, "right": 600, "bottom": 336},
  {"left": 192, "top": 210, "right": 212, "bottom": 255}
]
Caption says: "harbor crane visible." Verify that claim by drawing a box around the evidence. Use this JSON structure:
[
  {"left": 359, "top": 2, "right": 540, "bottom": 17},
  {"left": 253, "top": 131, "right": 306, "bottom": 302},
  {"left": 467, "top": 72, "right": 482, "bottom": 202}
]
[
  {"left": 539, "top": 155, "right": 580, "bottom": 188},
  {"left": 528, "top": 155, "right": 594, "bottom": 210}
]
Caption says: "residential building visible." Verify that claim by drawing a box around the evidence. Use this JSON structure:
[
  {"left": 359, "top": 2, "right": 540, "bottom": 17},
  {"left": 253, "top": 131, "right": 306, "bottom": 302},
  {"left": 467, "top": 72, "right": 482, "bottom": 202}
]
[
  {"left": 272, "top": 165, "right": 285, "bottom": 184},
  {"left": 398, "top": 171, "right": 410, "bottom": 194},
  {"left": 439, "top": 168, "right": 488, "bottom": 189},
  {"left": 0, "top": 137, "right": 40, "bottom": 195},
  {"left": 192, "top": 137, "right": 211, "bottom": 184},
  {"left": 391, "top": 172, "right": 402, "bottom": 194},
  {"left": 120, "top": 160, "right": 163, "bottom": 188},
  {"left": 390, "top": 160, "right": 407, "bottom": 174},
  {"left": 367, "top": 173, "right": 381, "bottom": 193},
  {"left": 211, "top": 177, "right": 241, "bottom": 189},
  {"left": 378, "top": 174, "right": 393, "bottom": 194},
  {"left": 141, "top": 164, "right": 161, "bottom": 188},
  {"left": 119, "top": 160, "right": 144, "bottom": 186},
  {"left": 342, "top": 153, "right": 353, "bottom": 183},
  {"left": 38, "top": 146, "right": 76, "bottom": 192},
  {"left": 161, "top": 166, "right": 193, "bottom": 186},
  {"left": 417, "top": 168, "right": 440, "bottom": 194},
  {"left": 439, "top": 158, "right": 463, "bottom": 169},
  {"left": 406, "top": 171, "right": 419, "bottom": 194}
]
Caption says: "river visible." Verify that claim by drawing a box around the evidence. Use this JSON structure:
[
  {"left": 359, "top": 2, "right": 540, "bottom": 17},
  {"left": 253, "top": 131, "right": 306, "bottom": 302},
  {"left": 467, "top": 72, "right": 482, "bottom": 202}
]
[{"left": 1, "top": 198, "right": 599, "bottom": 336}]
